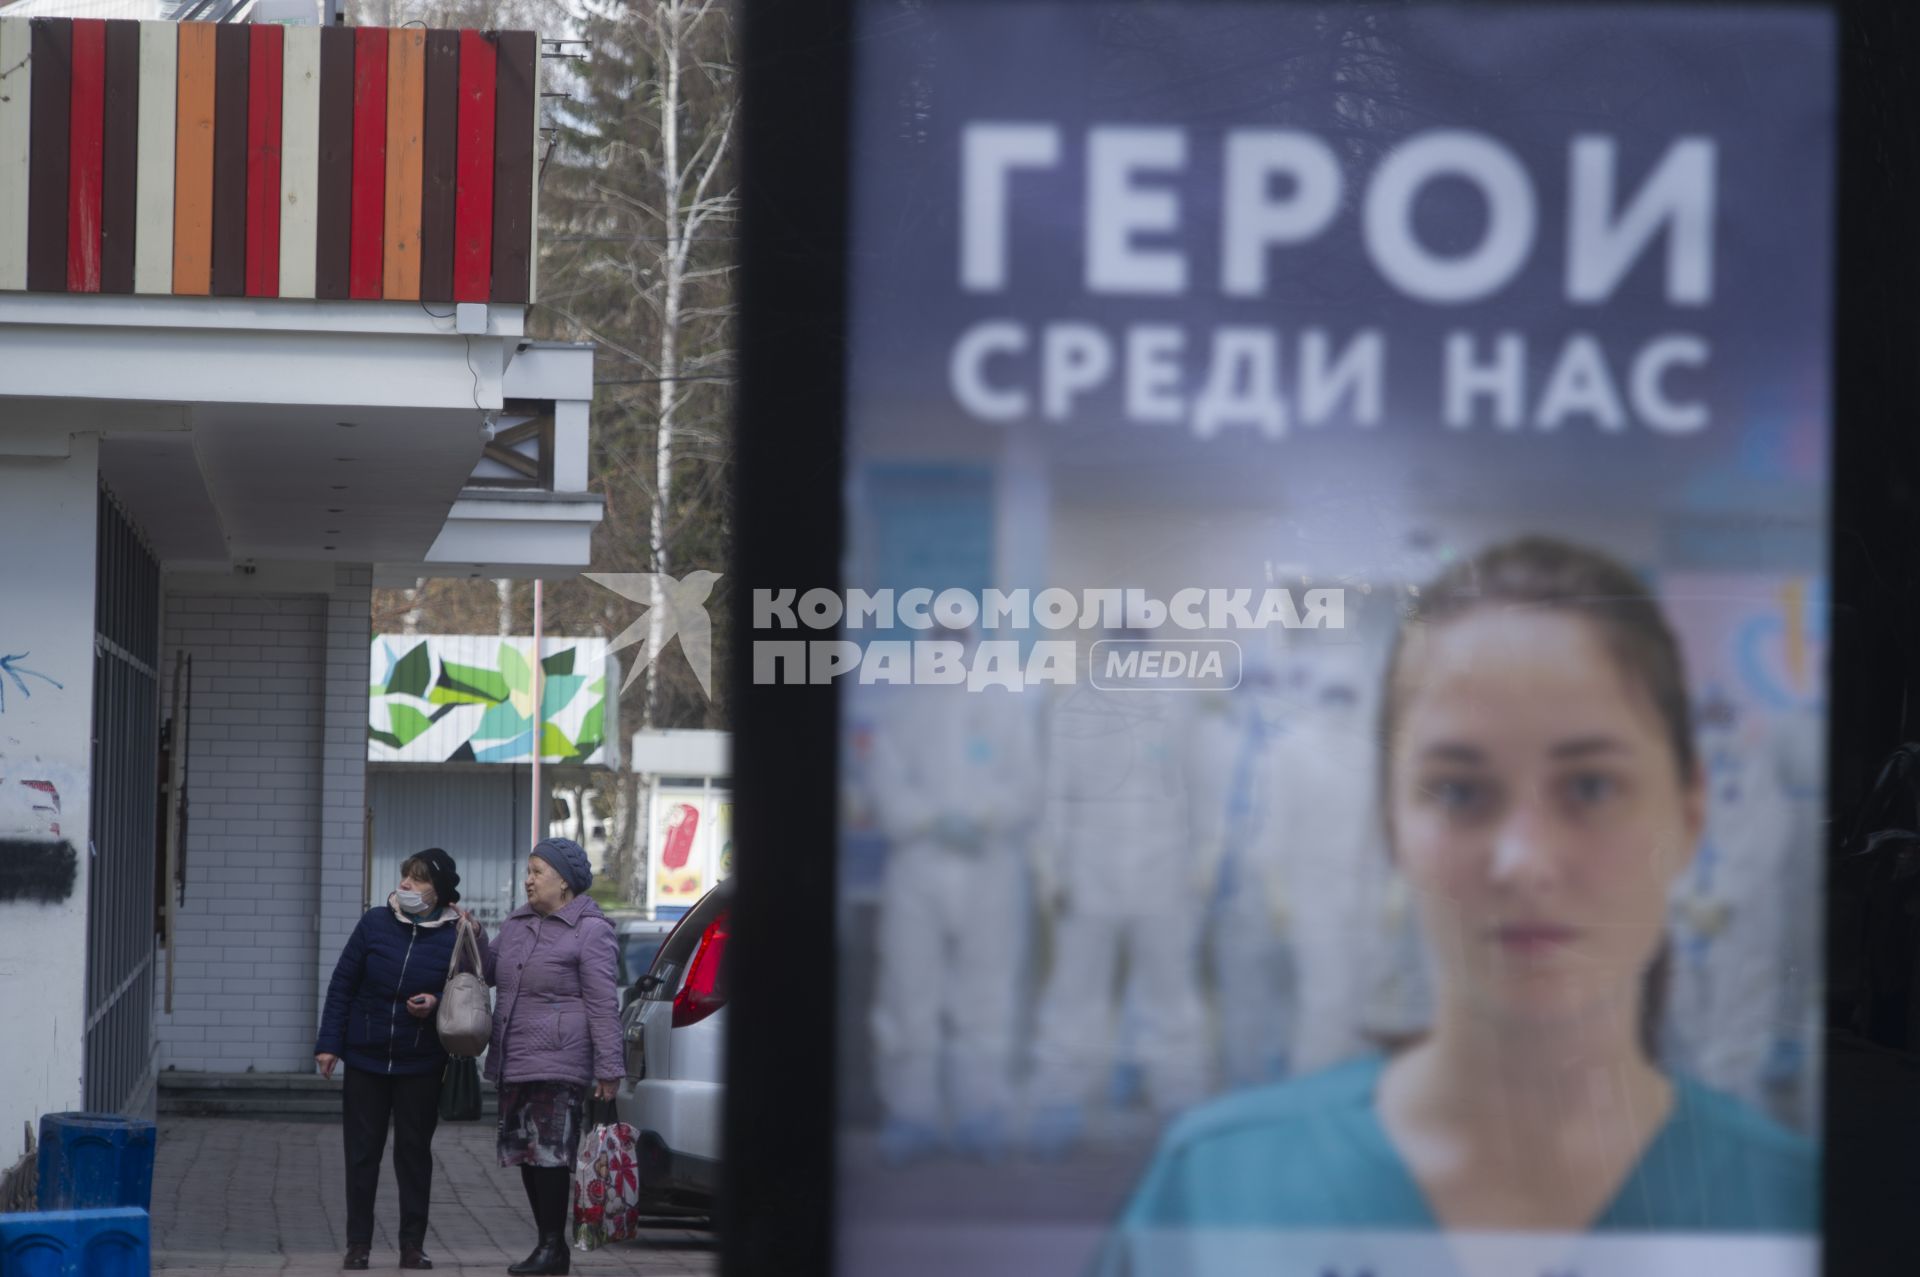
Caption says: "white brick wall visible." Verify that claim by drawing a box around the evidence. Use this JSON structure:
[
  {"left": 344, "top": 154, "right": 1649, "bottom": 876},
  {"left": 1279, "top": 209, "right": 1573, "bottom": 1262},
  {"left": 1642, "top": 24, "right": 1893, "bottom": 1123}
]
[
  {"left": 155, "top": 566, "right": 373, "bottom": 1074},
  {"left": 317, "top": 567, "right": 374, "bottom": 1028}
]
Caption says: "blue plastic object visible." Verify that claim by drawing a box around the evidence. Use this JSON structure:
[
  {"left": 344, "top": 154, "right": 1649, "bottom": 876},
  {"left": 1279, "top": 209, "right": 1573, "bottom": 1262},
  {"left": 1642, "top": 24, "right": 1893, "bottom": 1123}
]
[
  {"left": 0, "top": 1207, "right": 148, "bottom": 1277},
  {"left": 34, "top": 1115, "right": 156, "bottom": 1213}
]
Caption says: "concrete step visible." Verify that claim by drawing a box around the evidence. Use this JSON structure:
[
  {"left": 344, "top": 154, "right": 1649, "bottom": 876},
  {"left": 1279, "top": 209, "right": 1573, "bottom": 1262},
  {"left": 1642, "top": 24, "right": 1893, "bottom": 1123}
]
[{"left": 159, "top": 1071, "right": 499, "bottom": 1122}]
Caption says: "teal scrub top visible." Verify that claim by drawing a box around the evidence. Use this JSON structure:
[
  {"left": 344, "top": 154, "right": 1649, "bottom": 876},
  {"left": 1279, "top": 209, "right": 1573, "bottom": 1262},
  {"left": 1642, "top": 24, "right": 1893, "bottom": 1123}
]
[{"left": 1107, "top": 1056, "right": 1815, "bottom": 1242}]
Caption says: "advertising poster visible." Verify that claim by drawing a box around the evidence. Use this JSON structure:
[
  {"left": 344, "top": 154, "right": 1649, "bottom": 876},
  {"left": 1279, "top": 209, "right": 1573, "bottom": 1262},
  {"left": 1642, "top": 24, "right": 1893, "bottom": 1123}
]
[
  {"left": 653, "top": 787, "right": 712, "bottom": 908},
  {"left": 651, "top": 786, "right": 738, "bottom": 910},
  {"left": 833, "top": 4, "right": 1833, "bottom": 1276},
  {"left": 715, "top": 800, "right": 736, "bottom": 879}
]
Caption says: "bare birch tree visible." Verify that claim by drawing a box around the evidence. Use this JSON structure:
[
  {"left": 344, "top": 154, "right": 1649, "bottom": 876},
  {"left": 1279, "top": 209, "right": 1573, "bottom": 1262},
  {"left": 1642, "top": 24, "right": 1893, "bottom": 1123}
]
[{"left": 372, "top": 0, "right": 739, "bottom": 900}]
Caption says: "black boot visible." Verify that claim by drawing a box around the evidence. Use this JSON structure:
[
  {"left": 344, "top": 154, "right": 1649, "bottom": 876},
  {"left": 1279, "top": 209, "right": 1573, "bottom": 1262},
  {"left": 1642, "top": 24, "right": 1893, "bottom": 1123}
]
[{"left": 505, "top": 1233, "right": 569, "bottom": 1276}]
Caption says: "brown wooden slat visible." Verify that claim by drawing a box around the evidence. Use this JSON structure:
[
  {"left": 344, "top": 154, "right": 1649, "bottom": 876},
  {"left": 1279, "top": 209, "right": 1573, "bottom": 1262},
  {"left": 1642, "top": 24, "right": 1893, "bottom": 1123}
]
[
  {"left": 209, "top": 22, "right": 248, "bottom": 297},
  {"left": 491, "top": 419, "right": 544, "bottom": 447},
  {"left": 27, "top": 18, "right": 72, "bottom": 293},
  {"left": 314, "top": 25, "right": 354, "bottom": 300},
  {"left": 419, "top": 28, "right": 458, "bottom": 304},
  {"left": 100, "top": 19, "right": 140, "bottom": 294},
  {"left": 489, "top": 29, "right": 535, "bottom": 304},
  {"left": 482, "top": 443, "right": 541, "bottom": 478}
]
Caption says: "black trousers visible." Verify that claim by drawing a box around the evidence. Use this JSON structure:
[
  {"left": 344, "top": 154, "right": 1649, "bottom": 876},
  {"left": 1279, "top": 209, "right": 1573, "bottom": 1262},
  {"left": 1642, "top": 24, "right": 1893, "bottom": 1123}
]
[{"left": 342, "top": 1065, "right": 442, "bottom": 1249}]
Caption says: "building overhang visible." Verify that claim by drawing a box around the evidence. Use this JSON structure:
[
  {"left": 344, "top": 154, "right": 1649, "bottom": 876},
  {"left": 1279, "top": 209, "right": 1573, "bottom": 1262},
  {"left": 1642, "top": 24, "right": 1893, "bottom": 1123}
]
[
  {"left": 0, "top": 20, "right": 601, "bottom": 580},
  {"left": 374, "top": 489, "right": 606, "bottom": 585},
  {"left": 0, "top": 297, "right": 603, "bottom": 577}
]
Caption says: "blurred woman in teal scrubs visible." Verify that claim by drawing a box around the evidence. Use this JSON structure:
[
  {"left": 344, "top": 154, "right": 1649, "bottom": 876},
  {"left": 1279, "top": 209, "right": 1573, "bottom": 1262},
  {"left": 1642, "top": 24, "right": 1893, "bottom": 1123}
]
[{"left": 1101, "top": 539, "right": 1815, "bottom": 1272}]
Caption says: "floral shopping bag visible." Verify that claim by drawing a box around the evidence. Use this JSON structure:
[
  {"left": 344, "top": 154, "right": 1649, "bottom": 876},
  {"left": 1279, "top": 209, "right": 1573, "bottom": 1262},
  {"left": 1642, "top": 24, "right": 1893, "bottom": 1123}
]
[{"left": 570, "top": 1102, "right": 645, "bottom": 1251}]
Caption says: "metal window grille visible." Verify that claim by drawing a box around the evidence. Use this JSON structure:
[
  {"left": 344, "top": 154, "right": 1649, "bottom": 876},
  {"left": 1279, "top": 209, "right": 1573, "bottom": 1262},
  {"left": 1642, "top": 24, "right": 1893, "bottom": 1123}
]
[{"left": 84, "top": 486, "right": 160, "bottom": 1115}]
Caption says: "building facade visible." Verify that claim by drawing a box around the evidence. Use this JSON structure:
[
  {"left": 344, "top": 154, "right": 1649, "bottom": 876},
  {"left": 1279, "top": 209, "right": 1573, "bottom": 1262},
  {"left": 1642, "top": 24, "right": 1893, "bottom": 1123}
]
[{"left": 0, "top": 13, "right": 600, "bottom": 1186}]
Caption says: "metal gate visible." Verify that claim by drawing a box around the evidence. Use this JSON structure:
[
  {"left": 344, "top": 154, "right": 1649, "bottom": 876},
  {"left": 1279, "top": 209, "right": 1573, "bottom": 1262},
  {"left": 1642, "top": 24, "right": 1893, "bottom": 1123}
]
[
  {"left": 366, "top": 767, "right": 551, "bottom": 930},
  {"left": 84, "top": 488, "right": 160, "bottom": 1115}
]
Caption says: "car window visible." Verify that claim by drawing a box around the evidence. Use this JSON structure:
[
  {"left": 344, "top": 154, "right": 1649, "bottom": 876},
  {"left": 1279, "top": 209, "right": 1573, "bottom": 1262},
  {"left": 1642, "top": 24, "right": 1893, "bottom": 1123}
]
[
  {"left": 619, "top": 937, "right": 666, "bottom": 987},
  {"left": 643, "top": 883, "right": 733, "bottom": 1001}
]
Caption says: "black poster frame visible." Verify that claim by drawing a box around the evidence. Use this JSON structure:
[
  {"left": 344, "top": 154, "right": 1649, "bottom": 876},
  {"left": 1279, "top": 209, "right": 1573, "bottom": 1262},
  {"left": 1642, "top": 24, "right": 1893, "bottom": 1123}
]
[{"left": 725, "top": 2, "right": 1920, "bottom": 1274}]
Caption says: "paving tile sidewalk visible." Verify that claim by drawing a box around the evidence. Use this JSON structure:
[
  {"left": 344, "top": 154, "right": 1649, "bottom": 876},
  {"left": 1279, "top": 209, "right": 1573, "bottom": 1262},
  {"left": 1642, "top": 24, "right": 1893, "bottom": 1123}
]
[{"left": 153, "top": 1119, "right": 719, "bottom": 1276}]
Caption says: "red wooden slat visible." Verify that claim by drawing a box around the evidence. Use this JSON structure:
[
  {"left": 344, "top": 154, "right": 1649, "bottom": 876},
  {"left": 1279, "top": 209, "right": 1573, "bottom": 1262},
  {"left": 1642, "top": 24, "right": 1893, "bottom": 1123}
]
[
  {"left": 245, "top": 24, "right": 283, "bottom": 297},
  {"left": 452, "top": 28, "right": 494, "bottom": 303},
  {"left": 349, "top": 26, "right": 387, "bottom": 299},
  {"left": 65, "top": 18, "right": 105, "bottom": 293}
]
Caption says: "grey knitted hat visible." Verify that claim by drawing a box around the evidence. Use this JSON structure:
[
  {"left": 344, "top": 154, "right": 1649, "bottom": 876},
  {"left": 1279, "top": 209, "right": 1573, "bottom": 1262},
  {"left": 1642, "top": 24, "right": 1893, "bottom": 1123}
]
[{"left": 531, "top": 837, "right": 593, "bottom": 895}]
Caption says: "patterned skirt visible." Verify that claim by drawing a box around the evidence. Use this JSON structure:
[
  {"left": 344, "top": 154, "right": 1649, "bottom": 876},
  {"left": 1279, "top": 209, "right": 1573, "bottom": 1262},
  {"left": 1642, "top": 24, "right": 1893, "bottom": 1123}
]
[{"left": 496, "top": 1080, "right": 588, "bottom": 1169}]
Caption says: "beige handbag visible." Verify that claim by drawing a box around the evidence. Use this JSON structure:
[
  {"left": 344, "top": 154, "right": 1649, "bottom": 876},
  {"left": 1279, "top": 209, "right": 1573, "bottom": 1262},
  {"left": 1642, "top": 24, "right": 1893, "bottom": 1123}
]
[{"left": 435, "top": 920, "right": 493, "bottom": 1057}]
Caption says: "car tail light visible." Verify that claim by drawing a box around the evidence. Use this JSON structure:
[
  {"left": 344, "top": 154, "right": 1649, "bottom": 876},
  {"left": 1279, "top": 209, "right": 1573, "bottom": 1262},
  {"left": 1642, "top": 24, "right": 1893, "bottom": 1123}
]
[{"left": 671, "top": 908, "right": 729, "bottom": 1028}]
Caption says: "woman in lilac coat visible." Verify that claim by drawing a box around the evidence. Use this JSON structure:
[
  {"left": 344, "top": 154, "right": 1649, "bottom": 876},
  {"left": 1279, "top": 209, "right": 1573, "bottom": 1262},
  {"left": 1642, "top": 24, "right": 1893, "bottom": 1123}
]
[{"left": 485, "top": 837, "right": 624, "bottom": 1276}]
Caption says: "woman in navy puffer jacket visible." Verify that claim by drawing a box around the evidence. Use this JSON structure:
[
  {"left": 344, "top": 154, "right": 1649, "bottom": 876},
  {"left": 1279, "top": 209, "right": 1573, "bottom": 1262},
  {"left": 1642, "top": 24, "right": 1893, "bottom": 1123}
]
[{"left": 316, "top": 848, "right": 489, "bottom": 1272}]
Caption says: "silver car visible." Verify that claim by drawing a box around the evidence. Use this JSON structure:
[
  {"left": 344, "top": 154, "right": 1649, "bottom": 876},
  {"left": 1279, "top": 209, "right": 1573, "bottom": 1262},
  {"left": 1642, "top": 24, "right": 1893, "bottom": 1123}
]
[
  {"left": 613, "top": 915, "right": 678, "bottom": 1012},
  {"left": 616, "top": 878, "right": 731, "bottom": 1213}
]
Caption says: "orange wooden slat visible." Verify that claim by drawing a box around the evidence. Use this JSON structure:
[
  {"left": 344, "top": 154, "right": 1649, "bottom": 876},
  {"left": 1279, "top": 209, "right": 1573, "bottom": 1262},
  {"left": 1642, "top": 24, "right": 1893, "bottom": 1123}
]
[
  {"left": 382, "top": 26, "right": 425, "bottom": 300},
  {"left": 171, "top": 22, "right": 216, "bottom": 296}
]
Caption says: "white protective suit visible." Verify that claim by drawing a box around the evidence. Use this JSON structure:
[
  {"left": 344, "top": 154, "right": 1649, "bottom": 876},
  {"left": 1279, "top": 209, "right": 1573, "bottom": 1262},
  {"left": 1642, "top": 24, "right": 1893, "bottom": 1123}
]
[
  {"left": 867, "top": 678, "right": 1041, "bottom": 1146},
  {"left": 1192, "top": 669, "right": 1298, "bottom": 1088},
  {"left": 1028, "top": 680, "right": 1212, "bottom": 1131},
  {"left": 1255, "top": 649, "right": 1383, "bottom": 1077},
  {"left": 1664, "top": 708, "right": 1797, "bottom": 1110},
  {"left": 1770, "top": 706, "right": 1825, "bottom": 1134}
]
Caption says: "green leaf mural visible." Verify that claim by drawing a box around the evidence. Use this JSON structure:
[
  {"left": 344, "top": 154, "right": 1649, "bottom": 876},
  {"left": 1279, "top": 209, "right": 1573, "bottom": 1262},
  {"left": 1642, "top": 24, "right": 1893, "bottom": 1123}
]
[
  {"left": 576, "top": 702, "right": 605, "bottom": 757},
  {"left": 474, "top": 700, "right": 531, "bottom": 742},
  {"left": 541, "top": 722, "right": 576, "bottom": 760},
  {"left": 387, "top": 642, "right": 433, "bottom": 699},
  {"left": 370, "top": 636, "right": 612, "bottom": 765},
  {"left": 387, "top": 703, "right": 435, "bottom": 747},
  {"left": 500, "top": 642, "right": 533, "bottom": 694},
  {"left": 438, "top": 660, "right": 511, "bottom": 703},
  {"left": 541, "top": 675, "right": 586, "bottom": 720},
  {"left": 428, "top": 685, "right": 497, "bottom": 707}
]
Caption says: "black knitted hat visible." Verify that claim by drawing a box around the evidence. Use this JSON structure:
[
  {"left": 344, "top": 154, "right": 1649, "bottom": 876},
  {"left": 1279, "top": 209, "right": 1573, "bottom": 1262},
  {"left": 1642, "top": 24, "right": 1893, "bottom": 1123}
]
[{"left": 415, "top": 847, "right": 462, "bottom": 906}]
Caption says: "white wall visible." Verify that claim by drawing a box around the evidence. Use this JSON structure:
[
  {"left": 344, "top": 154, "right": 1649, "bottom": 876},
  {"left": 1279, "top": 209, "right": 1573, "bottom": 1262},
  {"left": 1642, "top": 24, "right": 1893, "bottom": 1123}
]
[
  {"left": 156, "top": 594, "right": 325, "bottom": 1071},
  {"left": 154, "top": 565, "right": 372, "bottom": 1073},
  {"left": 318, "top": 570, "right": 374, "bottom": 1026},
  {"left": 0, "top": 438, "right": 98, "bottom": 1169}
]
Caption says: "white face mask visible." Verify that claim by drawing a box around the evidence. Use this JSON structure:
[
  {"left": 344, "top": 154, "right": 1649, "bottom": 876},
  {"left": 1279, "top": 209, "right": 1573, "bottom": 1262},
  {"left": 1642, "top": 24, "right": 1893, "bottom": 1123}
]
[{"left": 396, "top": 887, "right": 433, "bottom": 914}]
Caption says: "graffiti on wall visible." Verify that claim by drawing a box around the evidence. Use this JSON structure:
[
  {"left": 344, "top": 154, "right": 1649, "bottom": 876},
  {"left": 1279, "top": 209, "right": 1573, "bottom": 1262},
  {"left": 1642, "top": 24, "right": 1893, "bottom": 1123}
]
[
  {"left": 0, "top": 746, "right": 78, "bottom": 904},
  {"left": 0, "top": 653, "right": 62, "bottom": 713},
  {"left": 369, "top": 636, "right": 612, "bottom": 765}
]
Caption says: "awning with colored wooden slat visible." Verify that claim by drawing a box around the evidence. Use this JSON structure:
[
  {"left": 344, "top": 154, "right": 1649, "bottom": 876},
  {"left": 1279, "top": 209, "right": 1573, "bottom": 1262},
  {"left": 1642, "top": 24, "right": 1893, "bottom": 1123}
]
[{"left": 0, "top": 16, "right": 539, "bottom": 304}]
